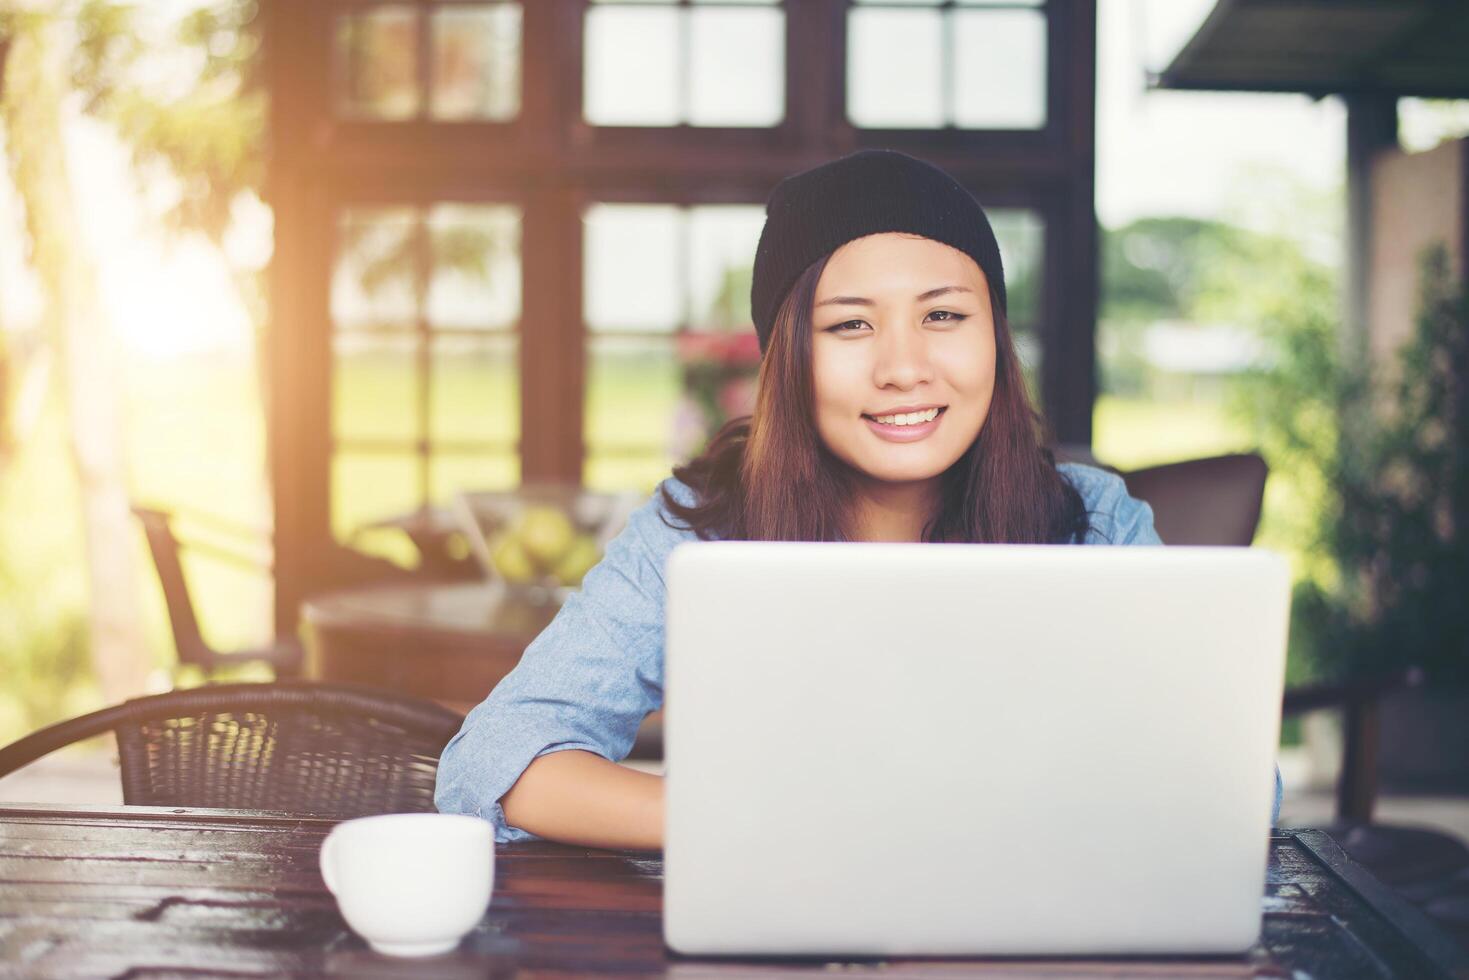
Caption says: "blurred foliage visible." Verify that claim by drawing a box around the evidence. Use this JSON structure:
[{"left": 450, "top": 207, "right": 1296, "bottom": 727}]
[
  {"left": 1, "top": 2, "right": 508, "bottom": 743},
  {"left": 1100, "top": 217, "right": 1238, "bottom": 398},
  {"left": 340, "top": 212, "right": 512, "bottom": 306},
  {"left": 0, "top": 548, "right": 94, "bottom": 741},
  {"left": 1099, "top": 191, "right": 1344, "bottom": 699},
  {"left": 1102, "top": 217, "right": 1251, "bottom": 325},
  {"left": 1234, "top": 246, "right": 1469, "bottom": 687},
  {"left": 703, "top": 262, "right": 753, "bottom": 331},
  {"left": 1314, "top": 249, "right": 1466, "bottom": 686},
  {"left": 1099, "top": 214, "right": 1335, "bottom": 398},
  {"left": 73, "top": 0, "right": 264, "bottom": 243},
  {"left": 0, "top": 0, "right": 267, "bottom": 742},
  {"left": 1223, "top": 235, "right": 1342, "bottom": 690}
]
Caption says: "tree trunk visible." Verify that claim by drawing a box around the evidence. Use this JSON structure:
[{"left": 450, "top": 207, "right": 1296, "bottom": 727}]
[{"left": 0, "top": 8, "right": 152, "bottom": 704}]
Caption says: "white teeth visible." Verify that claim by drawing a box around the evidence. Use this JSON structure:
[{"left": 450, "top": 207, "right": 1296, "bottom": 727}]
[{"left": 871, "top": 407, "right": 940, "bottom": 426}]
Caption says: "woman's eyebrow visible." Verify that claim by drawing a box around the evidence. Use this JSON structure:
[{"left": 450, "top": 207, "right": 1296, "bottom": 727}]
[{"left": 815, "top": 285, "right": 974, "bottom": 308}]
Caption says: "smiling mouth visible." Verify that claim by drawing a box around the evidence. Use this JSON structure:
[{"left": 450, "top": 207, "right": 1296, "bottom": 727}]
[{"left": 861, "top": 407, "right": 948, "bottom": 424}]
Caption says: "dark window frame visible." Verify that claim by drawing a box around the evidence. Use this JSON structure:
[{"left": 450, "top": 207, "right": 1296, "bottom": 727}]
[{"left": 262, "top": 0, "right": 1097, "bottom": 632}]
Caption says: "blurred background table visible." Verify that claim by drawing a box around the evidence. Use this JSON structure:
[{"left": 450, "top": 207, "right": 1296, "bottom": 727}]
[{"left": 301, "top": 582, "right": 664, "bottom": 757}]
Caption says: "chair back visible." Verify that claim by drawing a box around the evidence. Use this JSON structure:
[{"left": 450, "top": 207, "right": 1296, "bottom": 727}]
[
  {"left": 132, "top": 506, "right": 213, "bottom": 669},
  {"left": 0, "top": 682, "right": 465, "bottom": 818},
  {"left": 1119, "top": 453, "right": 1269, "bottom": 546}
]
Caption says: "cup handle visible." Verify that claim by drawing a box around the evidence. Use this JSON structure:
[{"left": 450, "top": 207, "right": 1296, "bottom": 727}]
[{"left": 319, "top": 831, "right": 341, "bottom": 895}]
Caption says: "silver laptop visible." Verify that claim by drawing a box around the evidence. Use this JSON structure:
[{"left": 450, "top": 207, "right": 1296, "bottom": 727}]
[{"left": 662, "top": 542, "right": 1290, "bottom": 957}]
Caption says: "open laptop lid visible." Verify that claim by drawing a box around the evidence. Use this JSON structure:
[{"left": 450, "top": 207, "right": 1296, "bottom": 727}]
[{"left": 663, "top": 542, "right": 1290, "bottom": 957}]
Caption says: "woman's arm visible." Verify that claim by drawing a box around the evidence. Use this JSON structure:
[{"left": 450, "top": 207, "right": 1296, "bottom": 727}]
[
  {"left": 500, "top": 750, "right": 664, "bottom": 851},
  {"left": 435, "top": 479, "right": 692, "bottom": 846}
]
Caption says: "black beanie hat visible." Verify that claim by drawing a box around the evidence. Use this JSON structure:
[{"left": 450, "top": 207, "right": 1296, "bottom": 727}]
[{"left": 749, "top": 149, "right": 1006, "bottom": 355}]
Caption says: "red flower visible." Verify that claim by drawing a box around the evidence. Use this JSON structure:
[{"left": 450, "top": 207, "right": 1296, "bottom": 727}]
[{"left": 677, "top": 330, "right": 762, "bottom": 367}]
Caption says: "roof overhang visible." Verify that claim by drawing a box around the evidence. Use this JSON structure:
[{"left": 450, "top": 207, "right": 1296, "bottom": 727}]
[{"left": 1156, "top": 0, "right": 1469, "bottom": 99}]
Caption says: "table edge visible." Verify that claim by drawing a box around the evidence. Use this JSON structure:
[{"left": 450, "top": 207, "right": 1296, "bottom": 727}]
[{"left": 1289, "top": 828, "right": 1469, "bottom": 978}]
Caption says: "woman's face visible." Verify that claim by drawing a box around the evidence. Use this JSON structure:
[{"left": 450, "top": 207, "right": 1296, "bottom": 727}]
[{"left": 810, "top": 232, "right": 997, "bottom": 488}]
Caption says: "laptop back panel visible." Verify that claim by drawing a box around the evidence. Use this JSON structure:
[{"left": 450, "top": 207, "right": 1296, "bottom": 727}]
[{"left": 663, "top": 542, "right": 1289, "bottom": 956}]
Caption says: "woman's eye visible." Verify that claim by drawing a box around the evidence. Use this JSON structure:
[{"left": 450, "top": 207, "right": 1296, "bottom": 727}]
[{"left": 824, "top": 313, "right": 965, "bottom": 333}]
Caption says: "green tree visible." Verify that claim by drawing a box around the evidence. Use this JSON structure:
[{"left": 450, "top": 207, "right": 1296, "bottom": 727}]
[
  {"left": 1, "top": 3, "right": 152, "bottom": 702},
  {"left": 1099, "top": 216, "right": 1261, "bottom": 397},
  {"left": 0, "top": 0, "right": 265, "bottom": 707},
  {"left": 1102, "top": 217, "right": 1245, "bottom": 325}
]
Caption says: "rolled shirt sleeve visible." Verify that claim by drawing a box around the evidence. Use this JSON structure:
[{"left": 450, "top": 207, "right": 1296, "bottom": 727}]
[
  {"left": 434, "top": 479, "right": 693, "bottom": 842},
  {"left": 1273, "top": 760, "right": 1283, "bottom": 827},
  {"left": 1058, "top": 463, "right": 1162, "bottom": 547}
]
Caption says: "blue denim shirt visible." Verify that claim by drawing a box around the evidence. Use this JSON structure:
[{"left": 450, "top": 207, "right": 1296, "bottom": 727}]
[{"left": 434, "top": 462, "right": 1285, "bottom": 841}]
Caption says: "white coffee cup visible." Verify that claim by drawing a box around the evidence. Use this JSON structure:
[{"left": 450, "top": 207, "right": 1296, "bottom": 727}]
[{"left": 319, "top": 812, "right": 494, "bottom": 957}]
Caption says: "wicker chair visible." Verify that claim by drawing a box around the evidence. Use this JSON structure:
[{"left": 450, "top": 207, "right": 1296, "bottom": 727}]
[{"left": 0, "top": 682, "right": 465, "bottom": 818}]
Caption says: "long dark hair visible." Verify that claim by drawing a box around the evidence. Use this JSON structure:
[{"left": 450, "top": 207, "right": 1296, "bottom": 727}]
[{"left": 660, "top": 253, "right": 1088, "bottom": 544}]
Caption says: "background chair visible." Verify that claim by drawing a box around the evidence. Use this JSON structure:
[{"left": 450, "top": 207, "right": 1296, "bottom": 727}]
[
  {"left": 1118, "top": 452, "right": 1269, "bottom": 547},
  {"left": 0, "top": 681, "right": 464, "bottom": 818},
  {"left": 132, "top": 505, "right": 306, "bottom": 678}
]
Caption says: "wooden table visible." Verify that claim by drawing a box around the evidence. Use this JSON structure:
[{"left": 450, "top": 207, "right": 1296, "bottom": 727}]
[{"left": 2, "top": 803, "right": 1467, "bottom": 978}]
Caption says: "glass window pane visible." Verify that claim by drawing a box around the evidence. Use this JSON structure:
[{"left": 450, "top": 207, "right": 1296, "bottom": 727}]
[
  {"left": 431, "top": 4, "right": 522, "bottom": 121},
  {"left": 585, "top": 205, "right": 765, "bottom": 481},
  {"left": 847, "top": 9, "right": 943, "bottom": 128},
  {"left": 335, "top": 7, "right": 420, "bottom": 120},
  {"left": 989, "top": 208, "right": 1044, "bottom": 331},
  {"left": 430, "top": 334, "right": 519, "bottom": 445},
  {"left": 584, "top": 454, "right": 675, "bottom": 494},
  {"left": 333, "top": 453, "right": 421, "bottom": 567},
  {"left": 953, "top": 9, "right": 1047, "bottom": 129},
  {"left": 426, "top": 204, "right": 521, "bottom": 330},
  {"left": 333, "top": 208, "right": 420, "bottom": 328},
  {"left": 584, "top": 205, "right": 683, "bottom": 332},
  {"left": 987, "top": 206, "right": 1043, "bottom": 390},
  {"left": 583, "top": 336, "right": 681, "bottom": 488},
  {"left": 333, "top": 333, "right": 421, "bottom": 443},
  {"left": 431, "top": 454, "right": 520, "bottom": 504},
  {"left": 688, "top": 8, "right": 784, "bottom": 127},
  {"left": 584, "top": 6, "right": 680, "bottom": 125},
  {"left": 687, "top": 205, "right": 764, "bottom": 330}
]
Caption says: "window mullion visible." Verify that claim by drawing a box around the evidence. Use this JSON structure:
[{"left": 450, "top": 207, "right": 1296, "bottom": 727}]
[
  {"left": 414, "top": 210, "right": 433, "bottom": 508},
  {"left": 679, "top": 0, "right": 693, "bottom": 125},
  {"left": 416, "top": 5, "right": 433, "bottom": 120},
  {"left": 942, "top": 2, "right": 955, "bottom": 128}
]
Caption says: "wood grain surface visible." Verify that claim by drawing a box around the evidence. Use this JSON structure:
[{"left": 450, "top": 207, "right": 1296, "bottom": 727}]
[{"left": 1, "top": 803, "right": 1466, "bottom": 978}]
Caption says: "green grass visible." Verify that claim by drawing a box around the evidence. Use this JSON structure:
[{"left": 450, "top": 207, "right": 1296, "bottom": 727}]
[
  {"left": 1093, "top": 393, "right": 1256, "bottom": 470},
  {"left": 1, "top": 356, "right": 1320, "bottom": 746}
]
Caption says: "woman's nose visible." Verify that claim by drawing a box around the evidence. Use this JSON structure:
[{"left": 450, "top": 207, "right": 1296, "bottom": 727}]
[{"left": 872, "top": 324, "right": 934, "bottom": 388}]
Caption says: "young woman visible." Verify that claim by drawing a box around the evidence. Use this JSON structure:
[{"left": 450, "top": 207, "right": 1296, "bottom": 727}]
[{"left": 434, "top": 150, "right": 1284, "bottom": 849}]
